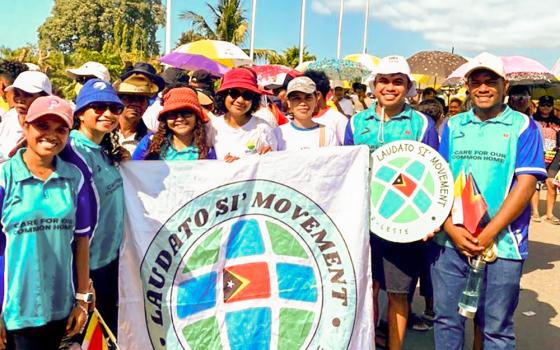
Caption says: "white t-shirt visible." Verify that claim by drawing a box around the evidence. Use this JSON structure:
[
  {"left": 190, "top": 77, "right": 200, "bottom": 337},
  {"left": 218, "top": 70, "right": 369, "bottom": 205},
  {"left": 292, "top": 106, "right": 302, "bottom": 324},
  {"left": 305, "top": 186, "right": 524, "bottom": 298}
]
[
  {"left": 142, "top": 96, "right": 163, "bottom": 133},
  {"left": 0, "top": 109, "right": 22, "bottom": 162},
  {"left": 312, "top": 108, "right": 349, "bottom": 145},
  {"left": 118, "top": 131, "right": 140, "bottom": 155},
  {"left": 253, "top": 106, "right": 278, "bottom": 127},
  {"left": 207, "top": 115, "right": 277, "bottom": 160},
  {"left": 274, "top": 122, "right": 339, "bottom": 151}
]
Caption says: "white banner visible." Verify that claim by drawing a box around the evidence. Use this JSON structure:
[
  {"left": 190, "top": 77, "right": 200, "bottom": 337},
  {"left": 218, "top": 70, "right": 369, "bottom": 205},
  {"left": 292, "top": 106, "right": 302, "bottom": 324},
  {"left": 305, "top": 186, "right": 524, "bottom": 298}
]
[{"left": 118, "top": 146, "right": 374, "bottom": 350}]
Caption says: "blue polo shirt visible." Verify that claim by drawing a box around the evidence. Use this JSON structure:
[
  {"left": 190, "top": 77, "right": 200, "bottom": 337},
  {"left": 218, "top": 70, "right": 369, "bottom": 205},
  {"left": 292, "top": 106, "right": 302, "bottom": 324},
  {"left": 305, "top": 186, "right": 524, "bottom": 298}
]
[
  {"left": 344, "top": 102, "right": 439, "bottom": 150},
  {"left": 0, "top": 149, "right": 92, "bottom": 330},
  {"left": 132, "top": 133, "right": 217, "bottom": 160},
  {"left": 60, "top": 130, "right": 124, "bottom": 269},
  {"left": 436, "top": 106, "right": 547, "bottom": 260}
]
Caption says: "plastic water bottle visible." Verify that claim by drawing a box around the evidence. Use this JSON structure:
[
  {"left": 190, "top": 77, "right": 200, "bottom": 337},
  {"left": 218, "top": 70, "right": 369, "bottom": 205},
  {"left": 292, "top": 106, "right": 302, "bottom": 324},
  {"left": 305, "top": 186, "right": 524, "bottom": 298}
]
[{"left": 458, "top": 256, "right": 486, "bottom": 318}]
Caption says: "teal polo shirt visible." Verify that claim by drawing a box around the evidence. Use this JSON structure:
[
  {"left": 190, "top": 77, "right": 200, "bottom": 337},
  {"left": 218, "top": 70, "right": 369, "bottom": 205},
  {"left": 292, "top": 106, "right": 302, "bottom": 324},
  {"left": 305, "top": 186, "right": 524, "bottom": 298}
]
[
  {"left": 62, "top": 130, "right": 124, "bottom": 269},
  {"left": 344, "top": 102, "right": 439, "bottom": 150},
  {"left": 0, "top": 149, "right": 92, "bottom": 330},
  {"left": 436, "top": 106, "right": 547, "bottom": 260},
  {"left": 131, "top": 134, "right": 212, "bottom": 160}
]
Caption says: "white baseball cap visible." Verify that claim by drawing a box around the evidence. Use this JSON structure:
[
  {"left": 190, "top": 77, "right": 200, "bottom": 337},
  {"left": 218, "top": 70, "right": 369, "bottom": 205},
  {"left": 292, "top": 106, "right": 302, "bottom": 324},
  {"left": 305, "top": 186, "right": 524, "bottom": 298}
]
[
  {"left": 463, "top": 52, "right": 506, "bottom": 79},
  {"left": 4, "top": 71, "right": 52, "bottom": 95},
  {"left": 66, "top": 61, "right": 110, "bottom": 82},
  {"left": 370, "top": 55, "right": 417, "bottom": 97}
]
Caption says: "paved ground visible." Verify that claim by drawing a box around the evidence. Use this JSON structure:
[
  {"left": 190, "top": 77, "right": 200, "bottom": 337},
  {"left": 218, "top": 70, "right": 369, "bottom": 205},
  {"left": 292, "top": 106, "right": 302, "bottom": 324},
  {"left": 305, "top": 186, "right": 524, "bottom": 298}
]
[{"left": 399, "top": 190, "right": 560, "bottom": 349}]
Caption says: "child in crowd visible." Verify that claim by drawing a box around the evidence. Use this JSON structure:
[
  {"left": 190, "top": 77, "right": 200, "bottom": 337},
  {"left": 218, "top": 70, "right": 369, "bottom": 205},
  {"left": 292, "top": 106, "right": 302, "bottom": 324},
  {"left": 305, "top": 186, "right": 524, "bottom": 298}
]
[{"left": 132, "top": 87, "right": 215, "bottom": 160}]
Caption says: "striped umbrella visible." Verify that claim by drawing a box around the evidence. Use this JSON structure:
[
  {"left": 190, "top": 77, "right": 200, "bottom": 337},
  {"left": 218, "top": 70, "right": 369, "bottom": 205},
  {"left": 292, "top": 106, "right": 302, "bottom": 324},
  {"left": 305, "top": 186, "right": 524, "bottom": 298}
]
[
  {"left": 173, "top": 40, "right": 252, "bottom": 68},
  {"left": 344, "top": 53, "right": 381, "bottom": 72}
]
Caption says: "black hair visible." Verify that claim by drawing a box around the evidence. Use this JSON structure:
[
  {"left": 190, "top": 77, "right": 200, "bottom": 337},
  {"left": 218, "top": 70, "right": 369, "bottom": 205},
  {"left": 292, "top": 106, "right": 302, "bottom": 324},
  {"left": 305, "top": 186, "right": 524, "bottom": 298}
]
[
  {"left": 303, "top": 70, "right": 331, "bottom": 98},
  {"left": 416, "top": 99, "right": 444, "bottom": 122},
  {"left": 352, "top": 82, "right": 366, "bottom": 91},
  {"left": 435, "top": 96, "right": 448, "bottom": 114},
  {"left": 449, "top": 98, "right": 463, "bottom": 106},
  {"left": 508, "top": 85, "right": 530, "bottom": 96},
  {"left": 73, "top": 111, "right": 129, "bottom": 164},
  {"left": 422, "top": 87, "right": 438, "bottom": 98},
  {"left": 0, "top": 60, "right": 28, "bottom": 83},
  {"left": 214, "top": 90, "right": 261, "bottom": 116}
]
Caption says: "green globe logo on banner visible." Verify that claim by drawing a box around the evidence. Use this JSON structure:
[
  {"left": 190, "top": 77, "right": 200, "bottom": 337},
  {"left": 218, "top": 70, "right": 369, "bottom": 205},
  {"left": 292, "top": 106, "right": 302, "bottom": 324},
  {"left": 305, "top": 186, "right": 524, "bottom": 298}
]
[
  {"left": 141, "top": 180, "right": 357, "bottom": 349},
  {"left": 370, "top": 141, "right": 453, "bottom": 242}
]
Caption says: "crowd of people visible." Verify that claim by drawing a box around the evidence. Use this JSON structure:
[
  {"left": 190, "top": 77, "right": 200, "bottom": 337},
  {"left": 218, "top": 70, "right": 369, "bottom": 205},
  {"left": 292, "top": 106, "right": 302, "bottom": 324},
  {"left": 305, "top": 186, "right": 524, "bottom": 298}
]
[{"left": 0, "top": 50, "right": 558, "bottom": 350}]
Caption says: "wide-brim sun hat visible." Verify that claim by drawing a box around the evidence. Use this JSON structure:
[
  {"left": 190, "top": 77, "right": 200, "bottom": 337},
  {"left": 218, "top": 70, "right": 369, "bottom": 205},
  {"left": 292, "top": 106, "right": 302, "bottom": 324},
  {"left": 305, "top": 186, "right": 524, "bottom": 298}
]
[
  {"left": 74, "top": 79, "right": 124, "bottom": 115},
  {"left": 158, "top": 87, "right": 208, "bottom": 123},
  {"left": 217, "top": 67, "right": 262, "bottom": 95},
  {"left": 115, "top": 73, "right": 160, "bottom": 96},
  {"left": 120, "top": 62, "right": 165, "bottom": 92}
]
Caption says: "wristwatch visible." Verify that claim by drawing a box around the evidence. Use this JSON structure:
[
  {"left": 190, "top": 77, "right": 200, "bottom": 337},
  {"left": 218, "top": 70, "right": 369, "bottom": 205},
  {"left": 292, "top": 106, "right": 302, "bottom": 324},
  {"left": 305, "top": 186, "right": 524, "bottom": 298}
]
[{"left": 75, "top": 292, "right": 94, "bottom": 303}]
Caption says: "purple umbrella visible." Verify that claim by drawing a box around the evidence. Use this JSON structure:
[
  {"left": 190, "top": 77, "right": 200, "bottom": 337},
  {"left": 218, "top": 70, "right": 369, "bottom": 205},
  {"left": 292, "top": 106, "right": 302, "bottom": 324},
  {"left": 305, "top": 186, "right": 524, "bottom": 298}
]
[{"left": 159, "top": 52, "right": 230, "bottom": 75}]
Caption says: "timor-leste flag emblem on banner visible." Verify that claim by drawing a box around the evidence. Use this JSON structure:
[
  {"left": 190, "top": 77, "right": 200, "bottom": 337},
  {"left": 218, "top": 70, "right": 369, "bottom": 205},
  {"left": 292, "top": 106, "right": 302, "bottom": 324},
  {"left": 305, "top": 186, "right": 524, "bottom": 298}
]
[{"left": 118, "top": 147, "right": 374, "bottom": 350}]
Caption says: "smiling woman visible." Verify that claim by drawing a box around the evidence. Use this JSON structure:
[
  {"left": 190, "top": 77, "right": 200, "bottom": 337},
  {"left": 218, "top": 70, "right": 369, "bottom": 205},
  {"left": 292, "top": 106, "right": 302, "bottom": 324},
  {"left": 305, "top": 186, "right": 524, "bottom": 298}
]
[
  {"left": 59, "top": 78, "right": 127, "bottom": 334},
  {"left": 0, "top": 95, "right": 91, "bottom": 349},
  {"left": 208, "top": 68, "right": 277, "bottom": 161}
]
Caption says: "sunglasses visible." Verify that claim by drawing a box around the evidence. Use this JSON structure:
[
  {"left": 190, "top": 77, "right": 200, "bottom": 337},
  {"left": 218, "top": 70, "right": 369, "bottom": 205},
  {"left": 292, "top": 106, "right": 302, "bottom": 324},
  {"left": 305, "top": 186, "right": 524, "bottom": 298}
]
[
  {"left": 87, "top": 102, "right": 124, "bottom": 115},
  {"left": 164, "top": 110, "right": 196, "bottom": 120},
  {"left": 539, "top": 102, "right": 553, "bottom": 107},
  {"left": 228, "top": 89, "right": 256, "bottom": 101},
  {"left": 119, "top": 94, "right": 149, "bottom": 104}
]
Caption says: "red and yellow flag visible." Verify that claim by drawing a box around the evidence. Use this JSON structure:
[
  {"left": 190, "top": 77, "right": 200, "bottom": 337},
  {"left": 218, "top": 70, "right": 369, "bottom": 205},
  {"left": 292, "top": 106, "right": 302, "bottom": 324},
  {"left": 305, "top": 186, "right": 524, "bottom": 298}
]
[{"left": 82, "top": 309, "right": 119, "bottom": 350}]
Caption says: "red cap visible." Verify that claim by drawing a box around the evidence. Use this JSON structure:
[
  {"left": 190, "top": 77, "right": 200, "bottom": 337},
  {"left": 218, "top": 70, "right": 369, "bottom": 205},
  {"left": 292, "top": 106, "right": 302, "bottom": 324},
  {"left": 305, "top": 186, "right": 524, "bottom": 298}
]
[
  {"left": 159, "top": 87, "right": 208, "bottom": 122},
  {"left": 217, "top": 67, "right": 262, "bottom": 95},
  {"left": 26, "top": 96, "right": 73, "bottom": 128}
]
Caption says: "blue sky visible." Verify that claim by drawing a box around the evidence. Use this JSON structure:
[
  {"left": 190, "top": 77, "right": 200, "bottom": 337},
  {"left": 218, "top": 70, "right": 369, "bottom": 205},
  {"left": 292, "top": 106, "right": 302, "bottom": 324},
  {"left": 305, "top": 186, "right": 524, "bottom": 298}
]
[{"left": 1, "top": 0, "right": 559, "bottom": 69}]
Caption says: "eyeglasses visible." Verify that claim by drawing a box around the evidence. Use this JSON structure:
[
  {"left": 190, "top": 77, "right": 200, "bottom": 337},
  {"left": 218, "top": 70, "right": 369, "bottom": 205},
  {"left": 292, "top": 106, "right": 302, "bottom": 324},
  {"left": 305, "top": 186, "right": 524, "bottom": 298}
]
[
  {"left": 164, "top": 110, "right": 196, "bottom": 120},
  {"left": 119, "top": 94, "right": 149, "bottom": 104},
  {"left": 228, "top": 89, "right": 256, "bottom": 101},
  {"left": 87, "top": 102, "right": 124, "bottom": 115}
]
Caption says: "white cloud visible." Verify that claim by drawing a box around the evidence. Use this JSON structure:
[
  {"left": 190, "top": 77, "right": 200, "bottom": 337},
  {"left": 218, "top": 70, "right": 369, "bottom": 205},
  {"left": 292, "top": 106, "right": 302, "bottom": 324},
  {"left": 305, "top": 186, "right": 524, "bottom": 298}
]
[{"left": 311, "top": 0, "right": 560, "bottom": 51}]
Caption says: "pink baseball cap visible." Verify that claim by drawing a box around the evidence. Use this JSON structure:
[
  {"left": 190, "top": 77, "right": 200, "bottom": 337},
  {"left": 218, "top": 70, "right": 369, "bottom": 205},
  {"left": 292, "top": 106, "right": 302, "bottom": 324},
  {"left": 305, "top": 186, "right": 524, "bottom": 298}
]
[{"left": 25, "top": 95, "right": 73, "bottom": 128}]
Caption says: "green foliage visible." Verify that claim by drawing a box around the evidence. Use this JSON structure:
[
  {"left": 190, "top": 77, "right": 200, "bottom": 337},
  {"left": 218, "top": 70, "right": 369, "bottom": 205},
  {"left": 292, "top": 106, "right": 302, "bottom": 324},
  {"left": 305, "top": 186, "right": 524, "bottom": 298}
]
[
  {"left": 178, "top": 0, "right": 248, "bottom": 46},
  {"left": 38, "top": 0, "right": 164, "bottom": 56},
  {"left": 268, "top": 46, "right": 316, "bottom": 68}
]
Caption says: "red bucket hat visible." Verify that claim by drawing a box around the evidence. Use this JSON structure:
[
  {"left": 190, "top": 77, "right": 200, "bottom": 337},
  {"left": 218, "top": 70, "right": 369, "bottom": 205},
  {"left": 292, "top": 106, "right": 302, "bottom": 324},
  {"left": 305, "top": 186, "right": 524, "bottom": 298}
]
[
  {"left": 158, "top": 87, "right": 208, "bottom": 122},
  {"left": 217, "top": 67, "right": 261, "bottom": 95}
]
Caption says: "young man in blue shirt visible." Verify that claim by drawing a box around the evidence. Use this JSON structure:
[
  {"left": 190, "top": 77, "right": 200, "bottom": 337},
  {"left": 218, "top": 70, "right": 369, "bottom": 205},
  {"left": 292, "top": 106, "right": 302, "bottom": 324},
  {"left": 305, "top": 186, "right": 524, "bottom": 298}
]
[
  {"left": 345, "top": 55, "right": 439, "bottom": 350},
  {"left": 432, "top": 52, "right": 547, "bottom": 350}
]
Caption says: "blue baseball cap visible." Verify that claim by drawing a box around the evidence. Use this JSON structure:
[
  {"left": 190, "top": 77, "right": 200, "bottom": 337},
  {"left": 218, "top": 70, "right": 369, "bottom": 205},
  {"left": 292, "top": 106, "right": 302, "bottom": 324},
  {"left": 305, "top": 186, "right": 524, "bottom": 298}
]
[{"left": 74, "top": 78, "right": 124, "bottom": 115}]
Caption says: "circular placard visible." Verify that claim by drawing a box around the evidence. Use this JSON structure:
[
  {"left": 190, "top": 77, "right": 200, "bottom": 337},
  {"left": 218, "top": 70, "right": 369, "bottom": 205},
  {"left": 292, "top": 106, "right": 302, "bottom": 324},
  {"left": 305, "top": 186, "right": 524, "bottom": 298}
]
[{"left": 369, "top": 141, "right": 453, "bottom": 243}]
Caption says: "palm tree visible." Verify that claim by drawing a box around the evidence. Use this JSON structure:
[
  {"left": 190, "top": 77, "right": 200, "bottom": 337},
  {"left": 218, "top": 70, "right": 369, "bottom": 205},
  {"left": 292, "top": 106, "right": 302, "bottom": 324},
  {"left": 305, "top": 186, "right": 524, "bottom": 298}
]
[
  {"left": 268, "top": 46, "right": 316, "bottom": 68},
  {"left": 178, "top": 0, "right": 248, "bottom": 46},
  {"left": 177, "top": 0, "right": 279, "bottom": 61}
]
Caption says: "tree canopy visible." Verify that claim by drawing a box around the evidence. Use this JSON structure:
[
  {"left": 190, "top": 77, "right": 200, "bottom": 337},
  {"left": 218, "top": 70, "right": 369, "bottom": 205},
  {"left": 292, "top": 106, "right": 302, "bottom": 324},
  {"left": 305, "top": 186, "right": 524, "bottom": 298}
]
[{"left": 38, "top": 0, "right": 164, "bottom": 56}]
